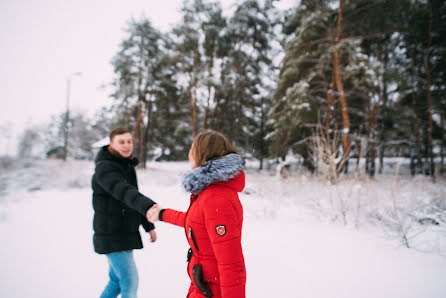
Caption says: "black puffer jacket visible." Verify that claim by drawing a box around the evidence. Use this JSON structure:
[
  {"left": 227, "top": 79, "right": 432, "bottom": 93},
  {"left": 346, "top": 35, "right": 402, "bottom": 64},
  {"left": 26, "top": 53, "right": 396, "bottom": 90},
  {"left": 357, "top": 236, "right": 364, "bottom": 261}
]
[{"left": 91, "top": 145, "right": 156, "bottom": 254}]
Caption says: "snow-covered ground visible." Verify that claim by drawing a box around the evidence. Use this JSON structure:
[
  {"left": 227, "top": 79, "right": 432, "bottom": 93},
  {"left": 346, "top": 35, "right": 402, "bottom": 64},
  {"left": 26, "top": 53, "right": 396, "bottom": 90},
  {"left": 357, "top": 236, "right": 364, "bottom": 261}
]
[{"left": 1, "top": 159, "right": 446, "bottom": 298}]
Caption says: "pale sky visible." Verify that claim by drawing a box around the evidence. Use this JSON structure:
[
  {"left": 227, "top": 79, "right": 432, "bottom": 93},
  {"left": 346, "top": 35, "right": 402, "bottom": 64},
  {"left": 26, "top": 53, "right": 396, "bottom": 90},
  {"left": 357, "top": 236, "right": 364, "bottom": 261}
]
[
  {"left": 0, "top": 0, "right": 295, "bottom": 155},
  {"left": 0, "top": 0, "right": 183, "bottom": 145}
]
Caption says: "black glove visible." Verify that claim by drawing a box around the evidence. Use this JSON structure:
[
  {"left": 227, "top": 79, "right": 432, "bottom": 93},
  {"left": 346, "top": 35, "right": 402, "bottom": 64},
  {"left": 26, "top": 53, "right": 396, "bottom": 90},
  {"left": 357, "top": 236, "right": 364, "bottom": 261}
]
[{"left": 192, "top": 264, "right": 213, "bottom": 297}]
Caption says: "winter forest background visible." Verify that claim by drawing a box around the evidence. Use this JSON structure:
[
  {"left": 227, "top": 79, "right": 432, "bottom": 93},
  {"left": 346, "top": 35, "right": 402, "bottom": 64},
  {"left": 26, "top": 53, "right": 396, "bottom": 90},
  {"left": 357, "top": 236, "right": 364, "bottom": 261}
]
[
  {"left": 1, "top": 0, "right": 446, "bottom": 296},
  {"left": 8, "top": 0, "right": 446, "bottom": 177}
]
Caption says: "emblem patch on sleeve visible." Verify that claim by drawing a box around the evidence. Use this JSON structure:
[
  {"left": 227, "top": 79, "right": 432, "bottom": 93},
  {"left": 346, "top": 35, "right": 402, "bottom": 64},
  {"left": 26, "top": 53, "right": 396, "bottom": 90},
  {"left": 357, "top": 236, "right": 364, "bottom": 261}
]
[{"left": 216, "top": 225, "right": 226, "bottom": 236}]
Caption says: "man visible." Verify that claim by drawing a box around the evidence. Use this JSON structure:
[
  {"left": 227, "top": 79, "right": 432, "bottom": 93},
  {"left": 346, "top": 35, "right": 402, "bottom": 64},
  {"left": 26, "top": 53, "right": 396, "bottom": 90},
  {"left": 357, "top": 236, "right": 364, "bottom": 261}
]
[{"left": 91, "top": 128, "right": 156, "bottom": 298}]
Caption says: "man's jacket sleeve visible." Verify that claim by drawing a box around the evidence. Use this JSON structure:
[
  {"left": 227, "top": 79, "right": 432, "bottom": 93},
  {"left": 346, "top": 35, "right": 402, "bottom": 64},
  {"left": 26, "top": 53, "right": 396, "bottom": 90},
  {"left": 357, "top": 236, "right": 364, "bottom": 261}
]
[
  {"left": 141, "top": 215, "right": 155, "bottom": 232},
  {"left": 95, "top": 161, "right": 156, "bottom": 216}
]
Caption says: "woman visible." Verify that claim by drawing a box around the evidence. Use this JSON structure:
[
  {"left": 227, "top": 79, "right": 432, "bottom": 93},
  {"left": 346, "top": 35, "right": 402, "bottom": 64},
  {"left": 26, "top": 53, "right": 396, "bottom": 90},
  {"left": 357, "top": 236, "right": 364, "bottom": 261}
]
[{"left": 148, "top": 130, "right": 246, "bottom": 298}]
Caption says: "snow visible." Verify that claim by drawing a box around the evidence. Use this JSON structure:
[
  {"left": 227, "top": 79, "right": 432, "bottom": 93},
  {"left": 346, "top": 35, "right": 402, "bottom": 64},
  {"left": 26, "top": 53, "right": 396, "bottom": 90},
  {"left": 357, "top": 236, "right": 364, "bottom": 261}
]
[{"left": 1, "top": 159, "right": 446, "bottom": 298}]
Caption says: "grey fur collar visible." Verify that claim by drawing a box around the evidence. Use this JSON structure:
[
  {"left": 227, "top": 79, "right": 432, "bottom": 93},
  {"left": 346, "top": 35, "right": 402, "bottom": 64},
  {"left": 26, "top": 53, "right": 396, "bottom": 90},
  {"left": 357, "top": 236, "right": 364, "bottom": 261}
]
[{"left": 182, "top": 154, "right": 245, "bottom": 194}]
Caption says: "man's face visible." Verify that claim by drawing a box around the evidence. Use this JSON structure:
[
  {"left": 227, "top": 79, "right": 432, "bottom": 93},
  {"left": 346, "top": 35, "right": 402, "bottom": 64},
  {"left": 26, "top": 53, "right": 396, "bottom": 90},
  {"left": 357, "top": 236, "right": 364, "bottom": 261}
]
[{"left": 110, "top": 132, "right": 133, "bottom": 158}]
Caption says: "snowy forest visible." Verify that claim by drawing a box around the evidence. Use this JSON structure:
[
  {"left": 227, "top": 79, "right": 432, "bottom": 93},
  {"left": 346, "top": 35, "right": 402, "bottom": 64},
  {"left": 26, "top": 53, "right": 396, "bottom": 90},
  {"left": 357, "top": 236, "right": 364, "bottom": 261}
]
[{"left": 12, "top": 0, "right": 446, "bottom": 179}]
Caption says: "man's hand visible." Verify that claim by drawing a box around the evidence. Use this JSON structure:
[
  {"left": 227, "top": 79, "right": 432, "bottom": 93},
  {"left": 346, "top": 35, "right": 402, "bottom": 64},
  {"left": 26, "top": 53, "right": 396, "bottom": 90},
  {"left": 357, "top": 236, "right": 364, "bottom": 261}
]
[
  {"left": 149, "top": 229, "right": 157, "bottom": 243},
  {"left": 146, "top": 204, "right": 161, "bottom": 223}
]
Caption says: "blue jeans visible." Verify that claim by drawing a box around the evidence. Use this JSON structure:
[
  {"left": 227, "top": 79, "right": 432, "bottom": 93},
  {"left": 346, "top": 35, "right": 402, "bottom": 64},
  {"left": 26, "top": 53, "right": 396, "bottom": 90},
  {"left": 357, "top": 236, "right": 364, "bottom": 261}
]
[{"left": 100, "top": 250, "right": 138, "bottom": 298}]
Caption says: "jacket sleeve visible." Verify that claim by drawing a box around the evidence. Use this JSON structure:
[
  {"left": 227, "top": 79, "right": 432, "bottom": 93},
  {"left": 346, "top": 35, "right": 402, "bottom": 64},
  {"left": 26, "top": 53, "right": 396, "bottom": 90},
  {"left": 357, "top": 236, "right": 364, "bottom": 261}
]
[
  {"left": 95, "top": 161, "right": 156, "bottom": 216},
  {"left": 202, "top": 195, "right": 246, "bottom": 298},
  {"left": 141, "top": 215, "right": 155, "bottom": 232},
  {"left": 160, "top": 208, "right": 186, "bottom": 228}
]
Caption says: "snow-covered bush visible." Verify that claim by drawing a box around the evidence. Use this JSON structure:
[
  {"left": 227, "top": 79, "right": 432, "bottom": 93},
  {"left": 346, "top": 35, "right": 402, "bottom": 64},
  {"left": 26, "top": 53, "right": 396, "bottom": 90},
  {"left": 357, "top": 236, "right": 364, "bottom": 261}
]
[
  {"left": 242, "top": 161, "right": 446, "bottom": 255},
  {"left": 308, "top": 125, "right": 349, "bottom": 184}
]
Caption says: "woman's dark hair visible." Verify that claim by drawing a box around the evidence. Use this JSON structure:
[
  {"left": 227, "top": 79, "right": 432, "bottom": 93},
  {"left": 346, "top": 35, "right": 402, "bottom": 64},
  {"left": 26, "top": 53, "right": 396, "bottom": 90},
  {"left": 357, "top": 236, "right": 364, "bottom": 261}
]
[
  {"left": 109, "top": 128, "right": 131, "bottom": 141},
  {"left": 191, "top": 130, "right": 238, "bottom": 167}
]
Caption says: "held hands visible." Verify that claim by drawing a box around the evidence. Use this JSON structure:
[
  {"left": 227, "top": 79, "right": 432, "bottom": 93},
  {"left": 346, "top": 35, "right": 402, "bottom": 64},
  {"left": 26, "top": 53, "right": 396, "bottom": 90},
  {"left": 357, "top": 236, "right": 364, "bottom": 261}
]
[{"left": 146, "top": 204, "right": 161, "bottom": 223}]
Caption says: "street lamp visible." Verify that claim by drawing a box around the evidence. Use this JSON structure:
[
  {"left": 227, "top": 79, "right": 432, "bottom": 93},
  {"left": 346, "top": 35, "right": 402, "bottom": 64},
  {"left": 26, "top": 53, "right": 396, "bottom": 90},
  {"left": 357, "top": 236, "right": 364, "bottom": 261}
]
[{"left": 63, "top": 71, "right": 82, "bottom": 161}]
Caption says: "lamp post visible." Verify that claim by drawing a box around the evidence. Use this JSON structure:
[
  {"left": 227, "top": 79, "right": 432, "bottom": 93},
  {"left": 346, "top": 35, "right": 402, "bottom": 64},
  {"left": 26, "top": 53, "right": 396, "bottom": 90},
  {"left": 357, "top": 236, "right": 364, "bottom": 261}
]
[{"left": 63, "top": 72, "right": 82, "bottom": 161}]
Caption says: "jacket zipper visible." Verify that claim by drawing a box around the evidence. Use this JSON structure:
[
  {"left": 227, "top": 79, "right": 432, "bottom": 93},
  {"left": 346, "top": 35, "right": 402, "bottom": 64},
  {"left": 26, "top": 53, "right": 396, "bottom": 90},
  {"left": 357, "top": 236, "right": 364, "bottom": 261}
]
[{"left": 189, "top": 226, "right": 199, "bottom": 252}]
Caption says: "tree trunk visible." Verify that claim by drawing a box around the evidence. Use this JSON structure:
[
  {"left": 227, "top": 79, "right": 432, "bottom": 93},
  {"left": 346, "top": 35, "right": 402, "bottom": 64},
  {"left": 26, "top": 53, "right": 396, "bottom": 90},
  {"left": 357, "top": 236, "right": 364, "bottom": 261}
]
[
  {"left": 131, "top": 100, "right": 144, "bottom": 160},
  {"left": 367, "top": 38, "right": 388, "bottom": 177},
  {"left": 358, "top": 95, "right": 369, "bottom": 175},
  {"left": 204, "top": 52, "right": 215, "bottom": 130},
  {"left": 203, "top": 84, "right": 212, "bottom": 130},
  {"left": 333, "top": 0, "right": 350, "bottom": 171},
  {"left": 323, "top": 73, "right": 335, "bottom": 141},
  {"left": 441, "top": 90, "right": 445, "bottom": 174},
  {"left": 378, "top": 38, "right": 389, "bottom": 174},
  {"left": 142, "top": 100, "right": 153, "bottom": 168},
  {"left": 424, "top": 0, "right": 435, "bottom": 179},
  {"left": 193, "top": 84, "right": 198, "bottom": 136},
  {"left": 258, "top": 98, "right": 266, "bottom": 170},
  {"left": 181, "top": 55, "right": 198, "bottom": 139},
  {"left": 409, "top": 50, "right": 422, "bottom": 176},
  {"left": 210, "top": 95, "right": 220, "bottom": 128},
  {"left": 368, "top": 104, "right": 380, "bottom": 177},
  {"left": 365, "top": 82, "right": 379, "bottom": 177},
  {"left": 123, "top": 99, "right": 131, "bottom": 127},
  {"left": 186, "top": 82, "right": 198, "bottom": 138},
  {"left": 333, "top": 53, "right": 349, "bottom": 155},
  {"left": 441, "top": 95, "right": 445, "bottom": 174},
  {"left": 138, "top": 122, "right": 144, "bottom": 165}
]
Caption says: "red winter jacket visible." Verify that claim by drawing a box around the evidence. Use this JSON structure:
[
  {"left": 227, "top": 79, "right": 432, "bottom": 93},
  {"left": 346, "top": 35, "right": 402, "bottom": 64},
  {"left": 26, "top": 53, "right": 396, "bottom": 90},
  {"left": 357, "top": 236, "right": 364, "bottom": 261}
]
[{"left": 161, "top": 170, "right": 246, "bottom": 298}]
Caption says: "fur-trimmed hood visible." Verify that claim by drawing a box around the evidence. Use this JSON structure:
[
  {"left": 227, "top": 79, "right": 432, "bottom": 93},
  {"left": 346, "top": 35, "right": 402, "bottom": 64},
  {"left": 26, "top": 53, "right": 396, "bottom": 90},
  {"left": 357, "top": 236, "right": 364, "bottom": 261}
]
[{"left": 182, "top": 153, "right": 245, "bottom": 195}]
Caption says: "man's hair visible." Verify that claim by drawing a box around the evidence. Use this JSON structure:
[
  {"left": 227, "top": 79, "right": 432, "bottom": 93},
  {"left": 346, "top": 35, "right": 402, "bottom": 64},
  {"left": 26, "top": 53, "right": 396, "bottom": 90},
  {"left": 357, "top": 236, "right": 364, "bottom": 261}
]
[
  {"left": 191, "top": 130, "right": 238, "bottom": 167},
  {"left": 109, "top": 128, "right": 131, "bottom": 141}
]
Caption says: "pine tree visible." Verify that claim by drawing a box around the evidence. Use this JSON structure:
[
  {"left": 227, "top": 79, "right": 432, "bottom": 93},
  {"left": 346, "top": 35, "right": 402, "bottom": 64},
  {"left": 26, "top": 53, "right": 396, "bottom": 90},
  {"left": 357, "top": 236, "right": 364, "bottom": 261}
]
[
  {"left": 212, "top": 0, "right": 278, "bottom": 167},
  {"left": 269, "top": 0, "right": 352, "bottom": 170},
  {"left": 396, "top": 0, "right": 445, "bottom": 178},
  {"left": 149, "top": 43, "right": 190, "bottom": 161},
  {"left": 172, "top": 0, "right": 225, "bottom": 138},
  {"left": 111, "top": 18, "right": 168, "bottom": 167}
]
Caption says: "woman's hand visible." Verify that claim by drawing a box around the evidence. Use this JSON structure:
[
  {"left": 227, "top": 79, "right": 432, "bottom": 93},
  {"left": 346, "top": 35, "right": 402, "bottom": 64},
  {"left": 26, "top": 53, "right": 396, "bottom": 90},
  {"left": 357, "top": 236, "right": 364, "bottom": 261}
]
[{"left": 146, "top": 204, "right": 161, "bottom": 223}]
